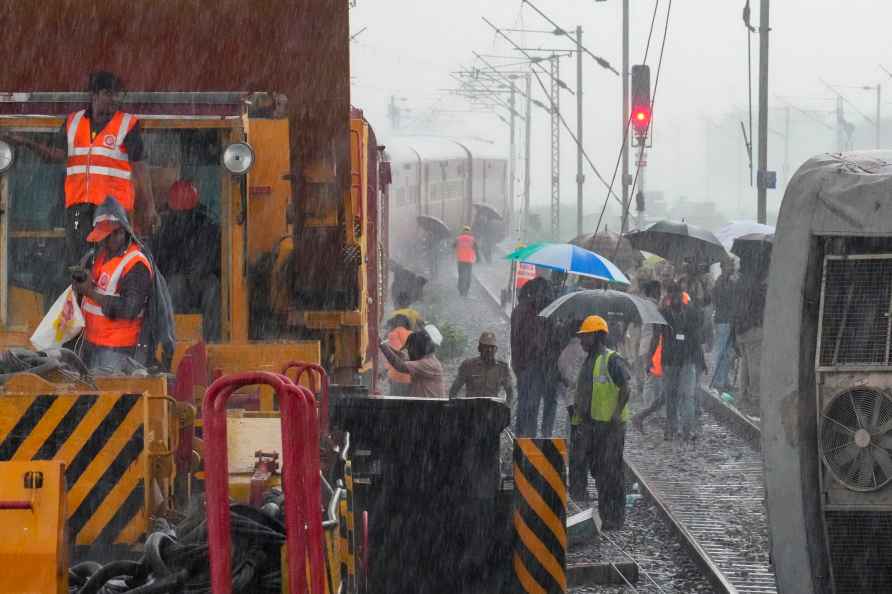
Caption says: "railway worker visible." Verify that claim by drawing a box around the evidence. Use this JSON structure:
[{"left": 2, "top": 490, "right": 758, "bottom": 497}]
[
  {"left": 651, "top": 282, "right": 706, "bottom": 441},
  {"left": 569, "top": 315, "right": 631, "bottom": 530},
  {"left": 0, "top": 71, "right": 158, "bottom": 266},
  {"left": 453, "top": 225, "right": 479, "bottom": 297},
  {"left": 449, "top": 331, "right": 514, "bottom": 402},
  {"left": 383, "top": 314, "right": 413, "bottom": 396},
  {"left": 379, "top": 324, "right": 445, "bottom": 398},
  {"left": 72, "top": 197, "right": 153, "bottom": 375}
]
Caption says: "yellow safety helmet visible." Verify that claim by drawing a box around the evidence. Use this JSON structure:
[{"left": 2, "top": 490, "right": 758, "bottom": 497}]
[{"left": 577, "top": 315, "right": 609, "bottom": 335}]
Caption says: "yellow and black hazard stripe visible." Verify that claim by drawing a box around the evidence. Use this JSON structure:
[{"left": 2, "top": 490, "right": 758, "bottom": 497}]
[
  {"left": 343, "top": 461, "right": 357, "bottom": 590},
  {"left": 513, "top": 437, "right": 568, "bottom": 594},
  {"left": 0, "top": 393, "right": 145, "bottom": 546}
]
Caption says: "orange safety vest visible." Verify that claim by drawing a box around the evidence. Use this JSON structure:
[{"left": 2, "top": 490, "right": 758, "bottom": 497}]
[
  {"left": 385, "top": 327, "right": 412, "bottom": 384},
  {"left": 65, "top": 110, "right": 138, "bottom": 211},
  {"left": 455, "top": 234, "right": 477, "bottom": 264},
  {"left": 82, "top": 243, "right": 152, "bottom": 348},
  {"left": 651, "top": 336, "right": 663, "bottom": 377}
]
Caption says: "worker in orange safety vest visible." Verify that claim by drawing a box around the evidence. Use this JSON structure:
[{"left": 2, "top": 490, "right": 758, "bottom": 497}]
[
  {"left": 453, "top": 225, "right": 479, "bottom": 297},
  {"left": 0, "top": 71, "right": 157, "bottom": 266},
  {"left": 72, "top": 197, "right": 153, "bottom": 375}
]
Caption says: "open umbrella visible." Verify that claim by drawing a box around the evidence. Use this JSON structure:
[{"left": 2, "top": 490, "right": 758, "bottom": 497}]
[
  {"left": 416, "top": 215, "right": 452, "bottom": 239},
  {"left": 731, "top": 233, "right": 773, "bottom": 258},
  {"left": 570, "top": 230, "right": 643, "bottom": 272},
  {"left": 505, "top": 242, "right": 631, "bottom": 285},
  {"left": 472, "top": 203, "right": 503, "bottom": 221},
  {"left": 715, "top": 220, "right": 775, "bottom": 251},
  {"left": 538, "top": 289, "right": 667, "bottom": 326},
  {"left": 625, "top": 220, "right": 727, "bottom": 265}
]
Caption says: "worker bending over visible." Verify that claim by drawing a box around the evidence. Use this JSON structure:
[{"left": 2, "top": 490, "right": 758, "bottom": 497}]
[
  {"left": 379, "top": 324, "right": 445, "bottom": 398},
  {"left": 1, "top": 71, "right": 157, "bottom": 265},
  {"left": 449, "top": 331, "right": 514, "bottom": 402},
  {"left": 569, "top": 315, "right": 631, "bottom": 530},
  {"left": 453, "top": 225, "right": 479, "bottom": 297},
  {"left": 73, "top": 197, "right": 152, "bottom": 375}
]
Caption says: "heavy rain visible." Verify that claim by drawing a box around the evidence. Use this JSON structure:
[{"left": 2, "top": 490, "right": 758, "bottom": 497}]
[{"left": 0, "top": 1, "right": 889, "bottom": 593}]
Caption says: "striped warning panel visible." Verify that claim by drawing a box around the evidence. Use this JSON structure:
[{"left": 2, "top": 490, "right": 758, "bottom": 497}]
[
  {"left": 0, "top": 393, "right": 146, "bottom": 546},
  {"left": 513, "top": 437, "right": 568, "bottom": 594}
]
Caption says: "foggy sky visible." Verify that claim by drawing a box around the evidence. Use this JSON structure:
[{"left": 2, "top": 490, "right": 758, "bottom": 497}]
[{"left": 350, "top": 0, "right": 892, "bottom": 228}]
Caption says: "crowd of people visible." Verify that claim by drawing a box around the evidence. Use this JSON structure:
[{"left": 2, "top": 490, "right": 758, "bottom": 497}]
[{"left": 380, "top": 229, "right": 770, "bottom": 531}]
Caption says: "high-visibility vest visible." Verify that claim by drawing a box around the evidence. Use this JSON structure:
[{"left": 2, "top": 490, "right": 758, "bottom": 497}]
[
  {"left": 83, "top": 242, "right": 152, "bottom": 348},
  {"left": 64, "top": 110, "right": 138, "bottom": 210},
  {"left": 455, "top": 234, "right": 477, "bottom": 263},
  {"left": 590, "top": 350, "right": 630, "bottom": 423}
]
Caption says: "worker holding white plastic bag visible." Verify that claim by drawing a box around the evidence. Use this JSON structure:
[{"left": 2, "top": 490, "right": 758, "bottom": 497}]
[{"left": 30, "top": 285, "right": 85, "bottom": 350}]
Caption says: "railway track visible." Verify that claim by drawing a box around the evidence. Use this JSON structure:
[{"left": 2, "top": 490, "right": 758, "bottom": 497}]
[
  {"left": 472, "top": 267, "right": 775, "bottom": 593},
  {"left": 625, "top": 392, "right": 775, "bottom": 594}
]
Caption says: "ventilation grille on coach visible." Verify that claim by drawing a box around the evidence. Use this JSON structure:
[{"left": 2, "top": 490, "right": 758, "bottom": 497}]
[
  {"left": 825, "top": 511, "right": 892, "bottom": 594},
  {"left": 819, "top": 256, "right": 892, "bottom": 367}
]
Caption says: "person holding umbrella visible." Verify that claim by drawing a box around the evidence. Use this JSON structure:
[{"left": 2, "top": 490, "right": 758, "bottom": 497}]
[{"left": 569, "top": 315, "right": 632, "bottom": 530}]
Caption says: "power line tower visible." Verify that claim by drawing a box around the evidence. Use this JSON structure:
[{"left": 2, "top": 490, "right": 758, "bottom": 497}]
[{"left": 549, "top": 53, "right": 561, "bottom": 240}]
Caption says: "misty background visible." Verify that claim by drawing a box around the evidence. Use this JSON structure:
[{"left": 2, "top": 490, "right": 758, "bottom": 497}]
[{"left": 349, "top": 0, "right": 890, "bottom": 233}]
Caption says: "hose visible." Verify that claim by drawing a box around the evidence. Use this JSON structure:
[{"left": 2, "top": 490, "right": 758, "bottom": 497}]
[{"left": 71, "top": 497, "right": 293, "bottom": 594}]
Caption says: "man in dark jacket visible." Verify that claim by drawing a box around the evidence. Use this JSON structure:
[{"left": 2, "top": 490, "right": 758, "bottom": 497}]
[
  {"left": 652, "top": 282, "right": 707, "bottom": 440},
  {"left": 152, "top": 180, "right": 221, "bottom": 340},
  {"left": 511, "top": 277, "right": 557, "bottom": 436},
  {"left": 711, "top": 256, "right": 737, "bottom": 389}
]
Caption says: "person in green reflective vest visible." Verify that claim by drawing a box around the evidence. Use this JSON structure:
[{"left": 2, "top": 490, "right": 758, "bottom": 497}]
[{"left": 569, "top": 315, "right": 632, "bottom": 530}]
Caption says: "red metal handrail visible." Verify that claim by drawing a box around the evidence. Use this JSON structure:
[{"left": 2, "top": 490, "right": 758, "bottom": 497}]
[
  {"left": 203, "top": 371, "right": 324, "bottom": 594},
  {"left": 281, "top": 361, "right": 330, "bottom": 436}
]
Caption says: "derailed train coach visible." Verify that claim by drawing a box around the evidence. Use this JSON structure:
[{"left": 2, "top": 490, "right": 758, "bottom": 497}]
[
  {"left": 386, "top": 137, "right": 509, "bottom": 266},
  {"left": 763, "top": 151, "right": 892, "bottom": 594}
]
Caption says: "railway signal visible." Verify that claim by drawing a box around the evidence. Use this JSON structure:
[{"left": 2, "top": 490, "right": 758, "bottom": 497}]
[{"left": 631, "top": 64, "right": 651, "bottom": 138}]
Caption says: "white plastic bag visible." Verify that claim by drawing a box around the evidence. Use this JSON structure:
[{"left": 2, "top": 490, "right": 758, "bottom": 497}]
[{"left": 30, "top": 286, "right": 85, "bottom": 350}]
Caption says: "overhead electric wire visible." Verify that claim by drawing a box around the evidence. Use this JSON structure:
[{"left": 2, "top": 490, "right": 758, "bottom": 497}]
[
  {"left": 482, "top": 17, "right": 622, "bottom": 205},
  {"left": 821, "top": 79, "right": 875, "bottom": 123}
]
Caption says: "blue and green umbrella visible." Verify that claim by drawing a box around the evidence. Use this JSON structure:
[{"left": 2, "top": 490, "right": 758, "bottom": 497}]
[{"left": 505, "top": 242, "right": 631, "bottom": 285}]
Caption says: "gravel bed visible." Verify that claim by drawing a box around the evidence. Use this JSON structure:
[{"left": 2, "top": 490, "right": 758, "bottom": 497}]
[{"left": 394, "top": 264, "right": 718, "bottom": 594}]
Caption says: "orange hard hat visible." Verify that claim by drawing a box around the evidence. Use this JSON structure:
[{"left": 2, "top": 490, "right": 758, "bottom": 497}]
[{"left": 578, "top": 315, "right": 609, "bottom": 335}]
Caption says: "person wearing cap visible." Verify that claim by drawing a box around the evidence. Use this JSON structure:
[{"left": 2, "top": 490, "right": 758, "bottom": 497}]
[
  {"left": 1, "top": 71, "right": 157, "bottom": 266},
  {"left": 72, "top": 197, "right": 153, "bottom": 374},
  {"left": 153, "top": 180, "right": 221, "bottom": 340},
  {"left": 570, "top": 315, "right": 631, "bottom": 530},
  {"left": 379, "top": 324, "right": 445, "bottom": 398},
  {"left": 449, "top": 331, "right": 514, "bottom": 401},
  {"left": 453, "top": 225, "right": 479, "bottom": 297},
  {"left": 651, "top": 281, "right": 706, "bottom": 441}
]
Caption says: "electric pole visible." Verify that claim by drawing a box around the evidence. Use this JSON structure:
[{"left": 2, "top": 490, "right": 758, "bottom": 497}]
[
  {"left": 508, "top": 82, "right": 517, "bottom": 239},
  {"left": 756, "top": 0, "right": 769, "bottom": 224},
  {"left": 621, "top": 0, "right": 630, "bottom": 232},
  {"left": 523, "top": 72, "right": 532, "bottom": 241},
  {"left": 550, "top": 53, "right": 561, "bottom": 240},
  {"left": 576, "top": 26, "right": 584, "bottom": 237}
]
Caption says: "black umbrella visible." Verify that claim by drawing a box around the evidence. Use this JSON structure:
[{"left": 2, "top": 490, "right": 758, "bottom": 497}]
[
  {"left": 472, "top": 203, "right": 504, "bottom": 221},
  {"left": 538, "top": 289, "right": 667, "bottom": 326},
  {"left": 731, "top": 232, "right": 773, "bottom": 257},
  {"left": 416, "top": 215, "right": 452, "bottom": 239},
  {"left": 624, "top": 220, "right": 727, "bottom": 265}
]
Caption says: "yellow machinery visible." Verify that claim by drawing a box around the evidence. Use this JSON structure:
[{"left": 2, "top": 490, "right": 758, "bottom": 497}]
[{"left": 0, "top": 460, "right": 67, "bottom": 594}]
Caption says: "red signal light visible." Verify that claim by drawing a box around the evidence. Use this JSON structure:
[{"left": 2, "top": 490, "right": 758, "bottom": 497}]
[{"left": 631, "top": 105, "right": 651, "bottom": 133}]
